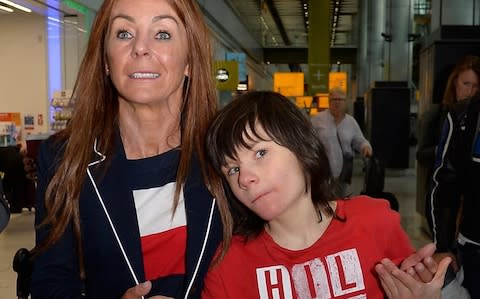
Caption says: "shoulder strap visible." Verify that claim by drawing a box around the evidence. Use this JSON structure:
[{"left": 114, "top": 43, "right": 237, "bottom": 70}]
[
  {"left": 450, "top": 96, "right": 480, "bottom": 162},
  {"left": 336, "top": 127, "right": 344, "bottom": 154}
]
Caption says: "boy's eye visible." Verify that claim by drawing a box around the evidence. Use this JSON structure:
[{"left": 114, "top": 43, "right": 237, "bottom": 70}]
[
  {"left": 117, "top": 30, "right": 133, "bottom": 40},
  {"left": 227, "top": 166, "right": 240, "bottom": 176},
  {"left": 156, "top": 31, "right": 171, "bottom": 40},
  {"left": 255, "top": 149, "right": 267, "bottom": 159}
]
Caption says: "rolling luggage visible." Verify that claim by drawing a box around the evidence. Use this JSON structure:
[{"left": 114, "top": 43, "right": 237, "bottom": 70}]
[
  {"left": 0, "top": 176, "right": 10, "bottom": 233},
  {"left": 361, "top": 155, "right": 399, "bottom": 211}
]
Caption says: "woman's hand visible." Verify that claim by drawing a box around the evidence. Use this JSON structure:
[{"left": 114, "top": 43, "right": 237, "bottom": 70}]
[
  {"left": 121, "top": 281, "right": 173, "bottom": 299},
  {"left": 361, "top": 144, "right": 372, "bottom": 157}
]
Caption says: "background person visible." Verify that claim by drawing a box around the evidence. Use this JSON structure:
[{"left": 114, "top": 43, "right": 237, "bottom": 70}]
[
  {"left": 30, "top": 0, "right": 231, "bottom": 298},
  {"left": 311, "top": 87, "right": 372, "bottom": 197},
  {"left": 0, "top": 145, "right": 27, "bottom": 213},
  {"left": 430, "top": 91, "right": 480, "bottom": 298},
  {"left": 203, "top": 91, "right": 450, "bottom": 299},
  {"left": 417, "top": 54, "right": 480, "bottom": 232}
]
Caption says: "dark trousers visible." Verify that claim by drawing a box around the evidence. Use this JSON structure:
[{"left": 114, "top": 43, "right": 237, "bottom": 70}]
[{"left": 458, "top": 241, "right": 480, "bottom": 298}]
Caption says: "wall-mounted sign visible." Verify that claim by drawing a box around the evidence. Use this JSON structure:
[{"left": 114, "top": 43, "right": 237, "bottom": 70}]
[
  {"left": 226, "top": 52, "right": 247, "bottom": 82},
  {"left": 216, "top": 68, "right": 229, "bottom": 82},
  {"left": 329, "top": 72, "right": 347, "bottom": 93},
  {"left": 0, "top": 112, "right": 21, "bottom": 126},
  {"left": 273, "top": 72, "right": 304, "bottom": 97},
  {"left": 309, "top": 64, "right": 329, "bottom": 95},
  {"left": 214, "top": 60, "right": 239, "bottom": 91}
]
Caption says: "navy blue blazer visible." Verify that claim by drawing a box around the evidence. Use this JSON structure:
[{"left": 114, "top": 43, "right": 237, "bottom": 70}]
[{"left": 31, "top": 134, "right": 222, "bottom": 299}]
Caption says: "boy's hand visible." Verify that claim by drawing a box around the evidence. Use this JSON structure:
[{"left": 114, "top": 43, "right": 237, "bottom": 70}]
[{"left": 375, "top": 256, "right": 451, "bottom": 299}]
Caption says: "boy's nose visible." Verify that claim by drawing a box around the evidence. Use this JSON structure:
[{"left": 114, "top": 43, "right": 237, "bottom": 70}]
[{"left": 238, "top": 170, "right": 258, "bottom": 189}]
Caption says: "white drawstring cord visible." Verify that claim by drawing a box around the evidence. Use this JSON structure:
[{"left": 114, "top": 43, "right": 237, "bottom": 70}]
[
  {"left": 87, "top": 139, "right": 144, "bottom": 299},
  {"left": 183, "top": 197, "right": 216, "bottom": 299}
]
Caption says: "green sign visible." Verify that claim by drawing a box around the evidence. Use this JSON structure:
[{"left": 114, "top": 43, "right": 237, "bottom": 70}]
[
  {"left": 214, "top": 61, "right": 239, "bottom": 91},
  {"left": 308, "top": 0, "right": 330, "bottom": 95}
]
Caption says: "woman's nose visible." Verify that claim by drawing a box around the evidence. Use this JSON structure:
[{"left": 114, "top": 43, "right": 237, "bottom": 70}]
[
  {"left": 131, "top": 36, "right": 151, "bottom": 58},
  {"left": 470, "top": 86, "right": 478, "bottom": 97}
]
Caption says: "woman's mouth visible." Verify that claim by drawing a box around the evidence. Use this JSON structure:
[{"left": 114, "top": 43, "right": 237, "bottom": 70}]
[{"left": 129, "top": 72, "right": 160, "bottom": 79}]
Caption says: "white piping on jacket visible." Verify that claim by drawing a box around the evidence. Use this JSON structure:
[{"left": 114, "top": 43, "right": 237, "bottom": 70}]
[
  {"left": 86, "top": 139, "right": 216, "bottom": 298},
  {"left": 184, "top": 197, "right": 216, "bottom": 299},
  {"left": 86, "top": 139, "right": 144, "bottom": 298},
  {"left": 430, "top": 113, "right": 454, "bottom": 245}
]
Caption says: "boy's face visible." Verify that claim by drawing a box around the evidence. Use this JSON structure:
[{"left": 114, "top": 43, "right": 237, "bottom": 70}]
[{"left": 221, "top": 124, "right": 312, "bottom": 222}]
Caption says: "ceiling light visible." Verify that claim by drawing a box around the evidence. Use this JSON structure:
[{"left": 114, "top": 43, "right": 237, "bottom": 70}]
[
  {"left": 48, "top": 16, "right": 64, "bottom": 23},
  {"left": 0, "top": 4, "right": 13, "bottom": 12},
  {"left": 0, "top": 0, "right": 31, "bottom": 13}
]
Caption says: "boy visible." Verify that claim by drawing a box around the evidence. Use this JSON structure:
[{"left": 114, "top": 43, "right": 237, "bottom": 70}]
[{"left": 203, "top": 91, "right": 449, "bottom": 299}]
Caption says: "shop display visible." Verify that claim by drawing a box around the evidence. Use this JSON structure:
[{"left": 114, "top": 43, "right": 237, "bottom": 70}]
[
  {"left": 50, "top": 90, "right": 73, "bottom": 131},
  {"left": 0, "top": 122, "right": 17, "bottom": 147}
]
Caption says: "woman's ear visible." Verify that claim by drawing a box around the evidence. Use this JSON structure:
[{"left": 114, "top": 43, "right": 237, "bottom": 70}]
[
  {"left": 184, "top": 64, "right": 190, "bottom": 77},
  {"left": 105, "top": 64, "right": 110, "bottom": 76}
]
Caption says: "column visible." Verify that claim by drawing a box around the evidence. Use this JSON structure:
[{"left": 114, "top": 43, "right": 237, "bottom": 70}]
[{"left": 308, "top": 0, "right": 330, "bottom": 95}]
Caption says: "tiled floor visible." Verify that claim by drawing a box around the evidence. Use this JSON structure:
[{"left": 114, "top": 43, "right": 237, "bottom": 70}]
[
  {"left": 0, "top": 156, "right": 431, "bottom": 298},
  {"left": 0, "top": 211, "right": 35, "bottom": 299}
]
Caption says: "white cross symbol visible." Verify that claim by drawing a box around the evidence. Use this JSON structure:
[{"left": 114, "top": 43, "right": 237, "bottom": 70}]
[{"left": 313, "top": 70, "right": 323, "bottom": 81}]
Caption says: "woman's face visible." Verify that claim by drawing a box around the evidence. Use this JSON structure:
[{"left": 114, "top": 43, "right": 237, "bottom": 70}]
[
  {"left": 105, "top": 0, "right": 189, "bottom": 108},
  {"left": 328, "top": 92, "right": 346, "bottom": 119},
  {"left": 455, "top": 69, "right": 479, "bottom": 101}
]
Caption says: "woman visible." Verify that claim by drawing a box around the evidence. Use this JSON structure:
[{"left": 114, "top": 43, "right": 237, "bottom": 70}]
[
  {"left": 311, "top": 87, "right": 372, "bottom": 197},
  {"left": 30, "top": 0, "right": 231, "bottom": 298},
  {"left": 417, "top": 54, "right": 480, "bottom": 232}
]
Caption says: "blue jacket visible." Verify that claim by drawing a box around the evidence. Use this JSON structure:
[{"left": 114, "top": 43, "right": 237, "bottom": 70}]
[{"left": 31, "top": 133, "right": 222, "bottom": 298}]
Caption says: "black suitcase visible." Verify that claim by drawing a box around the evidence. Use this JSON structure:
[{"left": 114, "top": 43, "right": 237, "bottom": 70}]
[
  {"left": 360, "top": 155, "right": 399, "bottom": 211},
  {"left": 0, "top": 177, "right": 10, "bottom": 233}
]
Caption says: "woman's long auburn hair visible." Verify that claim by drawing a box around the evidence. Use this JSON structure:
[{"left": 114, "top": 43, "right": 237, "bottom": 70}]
[
  {"left": 34, "top": 0, "right": 233, "bottom": 278},
  {"left": 442, "top": 55, "right": 480, "bottom": 109}
]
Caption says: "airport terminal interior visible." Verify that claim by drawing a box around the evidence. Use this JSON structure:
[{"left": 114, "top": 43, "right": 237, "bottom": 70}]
[{"left": 1, "top": 0, "right": 480, "bottom": 297}]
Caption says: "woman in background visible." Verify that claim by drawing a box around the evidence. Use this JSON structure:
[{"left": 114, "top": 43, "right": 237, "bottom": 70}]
[{"left": 417, "top": 54, "right": 480, "bottom": 232}]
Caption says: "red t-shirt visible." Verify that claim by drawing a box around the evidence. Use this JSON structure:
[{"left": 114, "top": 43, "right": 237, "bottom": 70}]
[{"left": 202, "top": 196, "right": 414, "bottom": 299}]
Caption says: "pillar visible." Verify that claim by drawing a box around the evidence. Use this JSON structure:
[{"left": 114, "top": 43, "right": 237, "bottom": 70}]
[{"left": 308, "top": 0, "right": 330, "bottom": 95}]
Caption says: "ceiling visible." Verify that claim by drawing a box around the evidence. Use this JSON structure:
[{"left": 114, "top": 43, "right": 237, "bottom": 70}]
[
  {"left": 226, "top": 0, "right": 359, "bottom": 68},
  {"left": 0, "top": 0, "right": 81, "bottom": 16},
  {"left": 1, "top": 0, "right": 359, "bottom": 67}
]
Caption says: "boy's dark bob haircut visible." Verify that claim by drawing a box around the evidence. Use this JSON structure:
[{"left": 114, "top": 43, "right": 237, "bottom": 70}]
[{"left": 206, "top": 91, "right": 337, "bottom": 237}]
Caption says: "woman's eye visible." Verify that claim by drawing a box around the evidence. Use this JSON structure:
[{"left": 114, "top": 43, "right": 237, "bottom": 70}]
[
  {"left": 117, "top": 30, "right": 132, "bottom": 40},
  {"left": 227, "top": 166, "right": 240, "bottom": 176},
  {"left": 156, "top": 31, "right": 171, "bottom": 40},
  {"left": 255, "top": 149, "right": 267, "bottom": 159}
]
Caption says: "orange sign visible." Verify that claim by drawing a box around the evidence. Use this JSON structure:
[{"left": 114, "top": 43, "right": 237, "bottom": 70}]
[
  {"left": 274, "top": 72, "right": 304, "bottom": 97},
  {"left": 0, "top": 113, "right": 21, "bottom": 126},
  {"left": 316, "top": 93, "right": 330, "bottom": 109},
  {"left": 295, "top": 96, "right": 313, "bottom": 109},
  {"left": 329, "top": 72, "right": 347, "bottom": 93}
]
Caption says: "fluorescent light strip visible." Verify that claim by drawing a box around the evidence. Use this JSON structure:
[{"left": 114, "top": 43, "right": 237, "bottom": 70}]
[
  {"left": 48, "top": 16, "right": 64, "bottom": 23},
  {"left": 0, "top": 4, "right": 13, "bottom": 12},
  {"left": 0, "top": 0, "right": 31, "bottom": 13}
]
